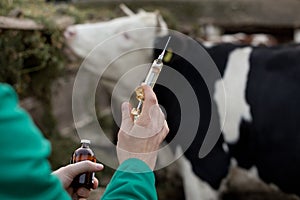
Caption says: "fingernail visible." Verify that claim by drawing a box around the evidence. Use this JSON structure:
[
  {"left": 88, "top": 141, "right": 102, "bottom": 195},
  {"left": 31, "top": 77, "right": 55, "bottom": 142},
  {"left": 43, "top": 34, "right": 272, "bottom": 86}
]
[{"left": 96, "top": 163, "right": 104, "bottom": 169}]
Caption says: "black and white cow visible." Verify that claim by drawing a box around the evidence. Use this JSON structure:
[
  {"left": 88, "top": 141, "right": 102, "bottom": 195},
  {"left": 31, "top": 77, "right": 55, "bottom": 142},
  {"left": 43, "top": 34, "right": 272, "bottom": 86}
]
[
  {"left": 64, "top": 5, "right": 300, "bottom": 199},
  {"left": 227, "top": 43, "right": 300, "bottom": 195},
  {"left": 154, "top": 33, "right": 300, "bottom": 197}
]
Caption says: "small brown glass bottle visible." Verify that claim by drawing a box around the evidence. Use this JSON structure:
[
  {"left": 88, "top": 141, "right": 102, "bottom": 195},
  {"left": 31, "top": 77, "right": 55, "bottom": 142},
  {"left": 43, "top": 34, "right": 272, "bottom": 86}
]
[{"left": 71, "top": 139, "right": 97, "bottom": 189}]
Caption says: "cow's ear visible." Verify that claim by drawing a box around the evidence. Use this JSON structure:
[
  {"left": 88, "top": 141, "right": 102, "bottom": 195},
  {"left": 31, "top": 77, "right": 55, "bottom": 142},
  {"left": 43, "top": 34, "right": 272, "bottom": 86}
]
[
  {"left": 155, "top": 11, "right": 168, "bottom": 36},
  {"left": 119, "top": 3, "right": 135, "bottom": 16}
]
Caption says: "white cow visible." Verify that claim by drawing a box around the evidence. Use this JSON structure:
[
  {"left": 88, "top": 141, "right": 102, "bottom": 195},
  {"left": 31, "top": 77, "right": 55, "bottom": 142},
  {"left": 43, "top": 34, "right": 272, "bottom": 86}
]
[
  {"left": 64, "top": 6, "right": 218, "bottom": 200},
  {"left": 64, "top": 5, "right": 168, "bottom": 136}
]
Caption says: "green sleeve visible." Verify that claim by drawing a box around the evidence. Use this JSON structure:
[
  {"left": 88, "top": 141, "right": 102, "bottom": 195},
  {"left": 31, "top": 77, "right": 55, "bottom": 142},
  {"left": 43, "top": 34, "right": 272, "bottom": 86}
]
[
  {"left": 0, "top": 83, "right": 70, "bottom": 200},
  {"left": 101, "top": 158, "right": 158, "bottom": 200}
]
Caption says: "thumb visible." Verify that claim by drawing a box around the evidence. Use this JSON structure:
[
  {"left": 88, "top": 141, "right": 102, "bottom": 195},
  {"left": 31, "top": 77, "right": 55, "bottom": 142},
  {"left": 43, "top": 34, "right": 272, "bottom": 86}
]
[
  {"left": 119, "top": 102, "right": 133, "bottom": 133},
  {"left": 53, "top": 161, "right": 104, "bottom": 189},
  {"left": 66, "top": 161, "right": 104, "bottom": 179},
  {"left": 121, "top": 102, "right": 132, "bottom": 121}
]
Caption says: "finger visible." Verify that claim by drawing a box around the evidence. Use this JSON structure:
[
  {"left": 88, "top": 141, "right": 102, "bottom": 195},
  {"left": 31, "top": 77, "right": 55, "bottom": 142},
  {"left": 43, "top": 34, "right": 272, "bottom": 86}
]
[
  {"left": 76, "top": 187, "right": 91, "bottom": 199},
  {"left": 92, "top": 177, "right": 99, "bottom": 189},
  {"left": 130, "top": 105, "right": 165, "bottom": 138},
  {"left": 121, "top": 102, "right": 132, "bottom": 121},
  {"left": 66, "top": 161, "right": 104, "bottom": 178},
  {"left": 162, "top": 120, "right": 170, "bottom": 139},
  {"left": 141, "top": 85, "right": 158, "bottom": 114},
  {"left": 149, "top": 104, "right": 165, "bottom": 129},
  {"left": 136, "top": 85, "right": 158, "bottom": 125},
  {"left": 119, "top": 102, "right": 134, "bottom": 133}
]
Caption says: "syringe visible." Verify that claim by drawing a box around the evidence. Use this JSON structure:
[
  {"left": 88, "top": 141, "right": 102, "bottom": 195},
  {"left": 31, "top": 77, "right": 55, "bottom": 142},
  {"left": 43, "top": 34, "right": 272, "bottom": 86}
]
[{"left": 131, "top": 36, "right": 171, "bottom": 121}]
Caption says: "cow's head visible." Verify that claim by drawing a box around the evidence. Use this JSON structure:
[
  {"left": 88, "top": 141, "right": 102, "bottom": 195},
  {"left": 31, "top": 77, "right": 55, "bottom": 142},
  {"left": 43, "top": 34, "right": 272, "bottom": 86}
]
[
  {"left": 67, "top": 5, "right": 169, "bottom": 136},
  {"left": 64, "top": 4, "right": 168, "bottom": 59}
]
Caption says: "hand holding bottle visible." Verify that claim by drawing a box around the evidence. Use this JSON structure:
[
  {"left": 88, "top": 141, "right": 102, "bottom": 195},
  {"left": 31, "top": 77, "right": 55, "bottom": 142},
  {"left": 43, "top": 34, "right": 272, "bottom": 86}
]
[{"left": 52, "top": 160, "right": 103, "bottom": 199}]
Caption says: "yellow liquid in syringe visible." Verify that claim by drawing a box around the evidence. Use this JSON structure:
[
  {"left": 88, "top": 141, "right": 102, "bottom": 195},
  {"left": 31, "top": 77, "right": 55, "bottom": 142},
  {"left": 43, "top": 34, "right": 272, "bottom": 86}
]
[{"left": 144, "top": 60, "right": 163, "bottom": 88}]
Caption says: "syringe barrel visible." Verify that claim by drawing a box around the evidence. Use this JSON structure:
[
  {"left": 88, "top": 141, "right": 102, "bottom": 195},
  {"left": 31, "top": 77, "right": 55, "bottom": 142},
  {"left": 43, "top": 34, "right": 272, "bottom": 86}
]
[{"left": 144, "top": 59, "right": 163, "bottom": 88}]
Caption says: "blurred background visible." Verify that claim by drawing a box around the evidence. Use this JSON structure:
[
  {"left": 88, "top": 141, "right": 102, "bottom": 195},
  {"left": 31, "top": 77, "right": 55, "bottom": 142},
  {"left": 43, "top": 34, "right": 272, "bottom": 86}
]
[{"left": 1, "top": 0, "right": 300, "bottom": 199}]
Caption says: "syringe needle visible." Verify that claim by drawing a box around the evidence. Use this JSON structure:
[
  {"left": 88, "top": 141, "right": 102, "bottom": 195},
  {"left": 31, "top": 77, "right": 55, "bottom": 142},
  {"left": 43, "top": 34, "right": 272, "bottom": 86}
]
[{"left": 158, "top": 36, "right": 171, "bottom": 61}]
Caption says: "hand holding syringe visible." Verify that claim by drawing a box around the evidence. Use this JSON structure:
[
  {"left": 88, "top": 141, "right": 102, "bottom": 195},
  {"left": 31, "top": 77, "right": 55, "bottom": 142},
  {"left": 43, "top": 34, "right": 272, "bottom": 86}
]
[{"left": 131, "top": 36, "right": 171, "bottom": 121}]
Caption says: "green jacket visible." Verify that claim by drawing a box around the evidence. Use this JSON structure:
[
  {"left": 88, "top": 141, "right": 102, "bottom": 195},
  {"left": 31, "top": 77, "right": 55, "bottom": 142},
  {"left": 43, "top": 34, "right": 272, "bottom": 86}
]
[
  {"left": 0, "top": 83, "right": 157, "bottom": 200},
  {"left": 101, "top": 158, "right": 157, "bottom": 200}
]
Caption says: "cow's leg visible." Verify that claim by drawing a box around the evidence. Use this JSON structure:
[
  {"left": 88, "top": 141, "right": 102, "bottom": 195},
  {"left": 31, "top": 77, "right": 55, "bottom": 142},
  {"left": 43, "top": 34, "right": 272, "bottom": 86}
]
[{"left": 175, "top": 146, "right": 219, "bottom": 200}]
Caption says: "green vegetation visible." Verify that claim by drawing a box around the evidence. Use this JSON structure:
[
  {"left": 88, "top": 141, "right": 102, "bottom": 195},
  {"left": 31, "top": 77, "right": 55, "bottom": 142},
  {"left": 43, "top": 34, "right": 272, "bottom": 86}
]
[
  {"left": 0, "top": 0, "right": 118, "bottom": 170},
  {"left": 0, "top": 2, "right": 65, "bottom": 143},
  {"left": 0, "top": 0, "right": 81, "bottom": 169},
  {"left": 0, "top": 0, "right": 78, "bottom": 99}
]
